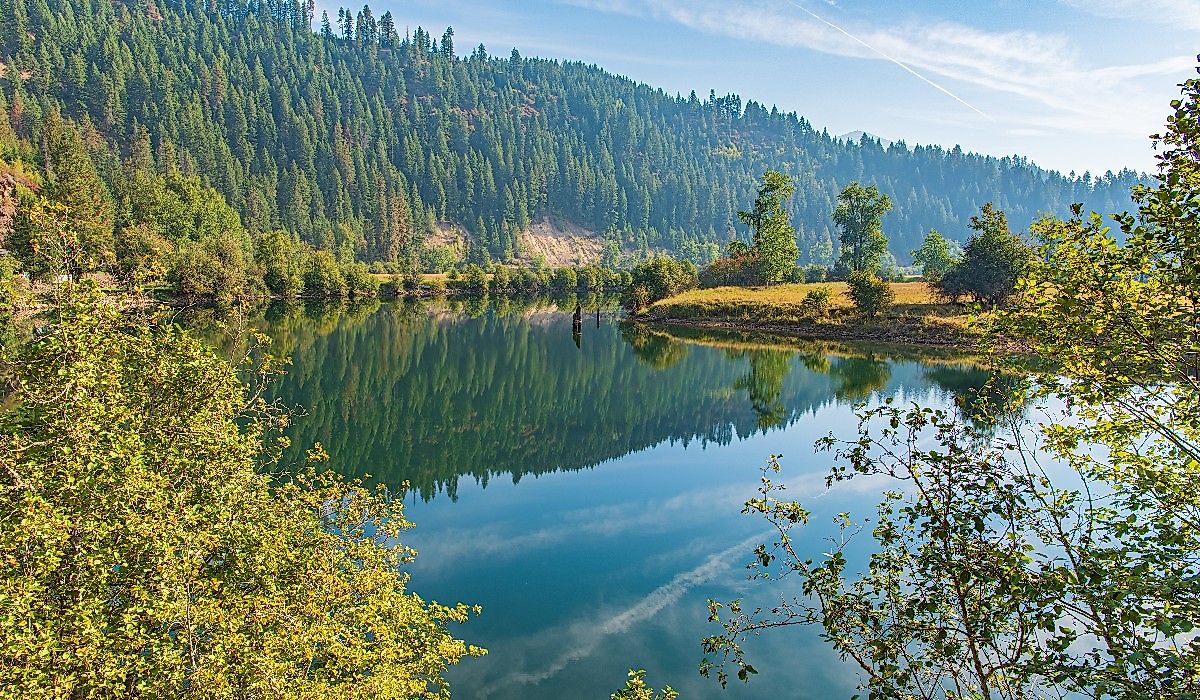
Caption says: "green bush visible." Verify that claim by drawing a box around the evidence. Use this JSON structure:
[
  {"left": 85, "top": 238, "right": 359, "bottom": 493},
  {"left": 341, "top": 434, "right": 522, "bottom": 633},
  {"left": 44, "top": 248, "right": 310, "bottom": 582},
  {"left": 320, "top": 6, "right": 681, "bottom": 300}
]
[
  {"left": 626, "top": 285, "right": 651, "bottom": 312},
  {"left": 621, "top": 255, "right": 698, "bottom": 311},
  {"left": 461, "top": 264, "right": 488, "bottom": 292},
  {"left": 420, "top": 277, "right": 448, "bottom": 295},
  {"left": 303, "top": 250, "right": 347, "bottom": 298},
  {"left": 167, "top": 232, "right": 254, "bottom": 302},
  {"left": 699, "top": 253, "right": 759, "bottom": 288},
  {"left": 800, "top": 285, "right": 833, "bottom": 318},
  {"left": 847, "top": 270, "right": 894, "bottom": 317},
  {"left": 114, "top": 223, "right": 173, "bottom": 289},
  {"left": 803, "top": 264, "right": 828, "bottom": 283},
  {"left": 378, "top": 276, "right": 404, "bottom": 298},
  {"left": 342, "top": 261, "right": 380, "bottom": 298},
  {"left": 490, "top": 264, "right": 511, "bottom": 293},
  {"left": 551, "top": 266, "right": 578, "bottom": 290},
  {"left": 935, "top": 203, "right": 1032, "bottom": 307},
  {"left": 512, "top": 267, "right": 542, "bottom": 293},
  {"left": 421, "top": 244, "right": 457, "bottom": 273},
  {"left": 254, "top": 232, "right": 304, "bottom": 298},
  {"left": 577, "top": 265, "right": 603, "bottom": 291}
]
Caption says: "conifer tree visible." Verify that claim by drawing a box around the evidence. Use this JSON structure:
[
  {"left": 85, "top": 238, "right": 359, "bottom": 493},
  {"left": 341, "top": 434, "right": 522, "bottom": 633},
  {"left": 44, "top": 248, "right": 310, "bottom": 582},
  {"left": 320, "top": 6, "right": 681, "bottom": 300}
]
[
  {"left": 41, "top": 110, "right": 114, "bottom": 271},
  {"left": 737, "top": 170, "right": 798, "bottom": 284}
]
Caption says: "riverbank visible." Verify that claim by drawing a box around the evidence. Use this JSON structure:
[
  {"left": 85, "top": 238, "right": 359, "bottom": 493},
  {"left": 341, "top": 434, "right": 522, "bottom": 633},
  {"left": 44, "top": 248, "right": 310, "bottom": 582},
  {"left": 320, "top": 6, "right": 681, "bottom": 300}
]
[{"left": 636, "top": 282, "right": 985, "bottom": 350}]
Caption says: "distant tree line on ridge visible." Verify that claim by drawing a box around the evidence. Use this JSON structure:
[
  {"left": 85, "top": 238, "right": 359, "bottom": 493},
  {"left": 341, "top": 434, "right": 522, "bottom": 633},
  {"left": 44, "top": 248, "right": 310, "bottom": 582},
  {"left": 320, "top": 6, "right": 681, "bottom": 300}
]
[{"left": 0, "top": 0, "right": 1140, "bottom": 291}]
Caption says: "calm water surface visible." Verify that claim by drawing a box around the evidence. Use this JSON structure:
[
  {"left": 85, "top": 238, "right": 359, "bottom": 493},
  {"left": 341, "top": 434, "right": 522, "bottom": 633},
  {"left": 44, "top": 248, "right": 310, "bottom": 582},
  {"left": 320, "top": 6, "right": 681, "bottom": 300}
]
[{"left": 248, "top": 298, "right": 997, "bottom": 699}]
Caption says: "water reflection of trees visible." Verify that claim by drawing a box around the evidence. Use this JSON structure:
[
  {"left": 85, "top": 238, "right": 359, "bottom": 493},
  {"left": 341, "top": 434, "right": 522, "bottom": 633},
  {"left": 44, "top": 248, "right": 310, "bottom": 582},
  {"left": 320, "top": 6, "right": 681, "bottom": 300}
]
[
  {"left": 734, "top": 350, "right": 792, "bottom": 428},
  {"left": 830, "top": 355, "right": 892, "bottom": 402},
  {"left": 622, "top": 324, "right": 689, "bottom": 370},
  {"left": 923, "top": 365, "right": 1028, "bottom": 427},
  {"left": 189, "top": 300, "right": 1017, "bottom": 501}
]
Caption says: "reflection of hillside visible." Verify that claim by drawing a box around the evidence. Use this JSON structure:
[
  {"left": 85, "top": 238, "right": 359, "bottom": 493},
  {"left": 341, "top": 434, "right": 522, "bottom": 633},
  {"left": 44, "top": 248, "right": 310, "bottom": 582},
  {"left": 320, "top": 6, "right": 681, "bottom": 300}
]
[{"left": 259, "top": 300, "right": 1002, "bottom": 501}]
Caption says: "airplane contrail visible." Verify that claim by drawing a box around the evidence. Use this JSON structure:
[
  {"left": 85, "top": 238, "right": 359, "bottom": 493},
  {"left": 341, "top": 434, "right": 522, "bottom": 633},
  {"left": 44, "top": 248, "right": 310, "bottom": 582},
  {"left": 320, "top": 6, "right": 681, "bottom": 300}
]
[
  {"left": 786, "top": 0, "right": 994, "bottom": 120},
  {"left": 479, "top": 531, "right": 772, "bottom": 695}
]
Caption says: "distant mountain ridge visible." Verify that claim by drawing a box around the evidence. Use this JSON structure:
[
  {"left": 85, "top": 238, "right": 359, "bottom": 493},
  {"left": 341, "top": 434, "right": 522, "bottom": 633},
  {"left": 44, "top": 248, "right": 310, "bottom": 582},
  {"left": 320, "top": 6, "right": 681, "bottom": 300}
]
[
  {"left": 0, "top": 0, "right": 1144, "bottom": 266},
  {"left": 838, "top": 130, "right": 894, "bottom": 149}
]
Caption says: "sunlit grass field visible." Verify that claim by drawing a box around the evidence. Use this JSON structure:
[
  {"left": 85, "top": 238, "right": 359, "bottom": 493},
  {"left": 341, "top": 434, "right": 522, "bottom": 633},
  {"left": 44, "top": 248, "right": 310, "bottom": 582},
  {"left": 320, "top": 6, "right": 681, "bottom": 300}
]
[
  {"left": 646, "top": 282, "right": 975, "bottom": 345},
  {"left": 651, "top": 282, "right": 935, "bottom": 318}
]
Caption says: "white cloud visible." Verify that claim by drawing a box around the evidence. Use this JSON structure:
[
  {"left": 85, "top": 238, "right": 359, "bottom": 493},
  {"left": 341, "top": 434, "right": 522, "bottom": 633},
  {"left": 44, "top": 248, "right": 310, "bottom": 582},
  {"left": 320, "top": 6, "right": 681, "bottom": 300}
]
[
  {"left": 405, "top": 482, "right": 754, "bottom": 568},
  {"left": 1061, "top": 0, "right": 1200, "bottom": 29},
  {"left": 477, "top": 531, "right": 768, "bottom": 694},
  {"left": 563, "top": 0, "right": 1193, "bottom": 148}
]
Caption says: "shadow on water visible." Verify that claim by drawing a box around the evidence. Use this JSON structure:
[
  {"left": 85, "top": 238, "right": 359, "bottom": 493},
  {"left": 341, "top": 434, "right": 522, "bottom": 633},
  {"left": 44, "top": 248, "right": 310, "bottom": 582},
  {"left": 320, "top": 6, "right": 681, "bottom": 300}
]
[{"left": 182, "top": 297, "right": 1022, "bottom": 501}]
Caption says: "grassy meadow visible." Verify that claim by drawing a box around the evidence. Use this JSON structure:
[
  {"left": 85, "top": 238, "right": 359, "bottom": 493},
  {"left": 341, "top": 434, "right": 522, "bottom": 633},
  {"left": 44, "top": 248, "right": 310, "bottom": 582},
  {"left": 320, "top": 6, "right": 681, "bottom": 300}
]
[{"left": 644, "top": 282, "right": 978, "bottom": 347}]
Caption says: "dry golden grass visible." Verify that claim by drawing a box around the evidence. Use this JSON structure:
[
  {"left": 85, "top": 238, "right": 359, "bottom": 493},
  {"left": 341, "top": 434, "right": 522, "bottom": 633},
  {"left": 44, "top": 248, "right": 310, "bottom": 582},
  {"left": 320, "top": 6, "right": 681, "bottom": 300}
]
[
  {"left": 663, "top": 281, "right": 935, "bottom": 306},
  {"left": 646, "top": 281, "right": 976, "bottom": 346},
  {"left": 653, "top": 282, "right": 936, "bottom": 318}
]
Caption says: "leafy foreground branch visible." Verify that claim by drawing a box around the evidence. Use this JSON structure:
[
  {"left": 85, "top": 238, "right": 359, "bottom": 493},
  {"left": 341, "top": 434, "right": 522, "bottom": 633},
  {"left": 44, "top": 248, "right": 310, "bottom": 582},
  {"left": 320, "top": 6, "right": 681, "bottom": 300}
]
[
  {"left": 702, "top": 66, "right": 1200, "bottom": 698},
  {"left": 0, "top": 284, "right": 483, "bottom": 699},
  {"left": 705, "top": 401, "right": 1196, "bottom": 698}
]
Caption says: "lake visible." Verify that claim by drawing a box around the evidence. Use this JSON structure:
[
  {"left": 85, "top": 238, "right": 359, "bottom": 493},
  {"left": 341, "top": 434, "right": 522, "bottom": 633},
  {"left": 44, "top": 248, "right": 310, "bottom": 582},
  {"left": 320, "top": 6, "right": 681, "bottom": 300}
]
[{"left": 248, "top": 297, "right": 998, "bottom": 699}]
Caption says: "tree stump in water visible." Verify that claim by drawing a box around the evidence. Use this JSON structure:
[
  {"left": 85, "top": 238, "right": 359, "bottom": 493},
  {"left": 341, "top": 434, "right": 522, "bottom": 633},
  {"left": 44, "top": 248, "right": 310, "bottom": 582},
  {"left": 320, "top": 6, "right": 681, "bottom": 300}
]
[{"left": 572, "top": 304, "right": 583, "bottom": 349}]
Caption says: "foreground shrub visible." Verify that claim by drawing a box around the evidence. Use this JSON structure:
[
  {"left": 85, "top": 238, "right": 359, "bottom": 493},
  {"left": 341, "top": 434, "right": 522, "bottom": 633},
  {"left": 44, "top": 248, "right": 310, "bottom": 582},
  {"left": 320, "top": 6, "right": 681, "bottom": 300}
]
[{"left": 800, "top": 285, "right": 833, "bottom": 319}]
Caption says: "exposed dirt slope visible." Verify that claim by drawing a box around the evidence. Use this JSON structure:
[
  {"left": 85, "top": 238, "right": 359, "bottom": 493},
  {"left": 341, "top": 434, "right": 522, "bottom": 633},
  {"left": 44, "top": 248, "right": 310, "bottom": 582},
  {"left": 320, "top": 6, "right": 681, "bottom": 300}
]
[
  {"left": 517, "top": 218, "right": 603, "bottom": 267},
  {"left": 427, "top": 217, "right": 606, "bottom": 267}
]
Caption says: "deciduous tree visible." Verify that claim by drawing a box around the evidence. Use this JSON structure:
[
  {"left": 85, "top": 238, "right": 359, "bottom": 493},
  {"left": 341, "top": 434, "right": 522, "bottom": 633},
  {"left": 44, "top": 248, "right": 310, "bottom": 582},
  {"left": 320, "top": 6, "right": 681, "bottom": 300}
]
[
  {"left": 936, "top": 203, "right": 1031, "bottom": 307},
  {"left": 911, "top": 229, "right": 956, "bottom": 282},
  {"left": 833, "top": 182, "right": 891, "bottom": 274},
  {"left": 0, "top": 283, "right": 483, "bottom": 699}
]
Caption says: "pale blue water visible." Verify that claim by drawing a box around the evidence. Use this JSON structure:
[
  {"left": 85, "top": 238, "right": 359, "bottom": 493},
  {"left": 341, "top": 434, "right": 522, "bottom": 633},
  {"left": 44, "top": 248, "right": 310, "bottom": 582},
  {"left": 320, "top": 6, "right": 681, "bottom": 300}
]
[{"left": 259, "top": 298, "right": 989, "bottom": 698}]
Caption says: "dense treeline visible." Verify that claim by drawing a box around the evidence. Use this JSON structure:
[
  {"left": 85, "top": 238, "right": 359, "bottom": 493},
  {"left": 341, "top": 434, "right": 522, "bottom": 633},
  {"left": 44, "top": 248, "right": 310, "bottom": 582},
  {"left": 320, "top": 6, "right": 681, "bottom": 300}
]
[{"left": 0, "top": 0, "right": 1140, "bottom": 272}]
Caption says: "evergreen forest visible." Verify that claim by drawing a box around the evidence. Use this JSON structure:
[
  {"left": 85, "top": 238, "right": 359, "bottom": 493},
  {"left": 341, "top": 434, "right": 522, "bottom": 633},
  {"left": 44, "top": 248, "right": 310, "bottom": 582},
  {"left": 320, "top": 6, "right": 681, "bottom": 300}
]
[{"left": 0, "top": 0, "right": 1142, "bottom": 274}]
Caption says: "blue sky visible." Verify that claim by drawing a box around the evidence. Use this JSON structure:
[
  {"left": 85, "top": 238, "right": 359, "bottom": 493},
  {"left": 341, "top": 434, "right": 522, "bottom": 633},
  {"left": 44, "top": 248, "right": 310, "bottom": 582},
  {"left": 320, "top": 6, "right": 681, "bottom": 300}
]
[{"left": 321, "top": 0, "right": 1199, "bottom": 175}]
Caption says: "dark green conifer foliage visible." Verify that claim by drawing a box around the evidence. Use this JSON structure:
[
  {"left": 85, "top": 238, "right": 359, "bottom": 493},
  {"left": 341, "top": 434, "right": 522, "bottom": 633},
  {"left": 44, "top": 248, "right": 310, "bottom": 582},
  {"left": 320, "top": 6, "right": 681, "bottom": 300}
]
[
  {"left": 40, "top": 109, "right": 114, "bottom": 268},
  {"left": 0, "top": 0, "right": 1141, "bottom": 265}
]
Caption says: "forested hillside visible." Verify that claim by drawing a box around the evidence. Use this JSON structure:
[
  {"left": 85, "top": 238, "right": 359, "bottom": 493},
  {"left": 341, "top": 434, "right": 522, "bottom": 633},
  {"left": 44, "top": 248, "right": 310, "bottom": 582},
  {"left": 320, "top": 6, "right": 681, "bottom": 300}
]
[{"left": 0, "top": 0, "right": 1141, "bottom": 269}]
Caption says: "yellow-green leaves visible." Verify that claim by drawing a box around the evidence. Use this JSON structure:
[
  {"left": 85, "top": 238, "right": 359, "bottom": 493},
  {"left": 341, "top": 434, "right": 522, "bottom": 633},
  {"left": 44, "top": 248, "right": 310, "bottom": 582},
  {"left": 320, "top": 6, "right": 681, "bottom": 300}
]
[{"left": 0, "top": 284, "right": 482, "bottom": 699}]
